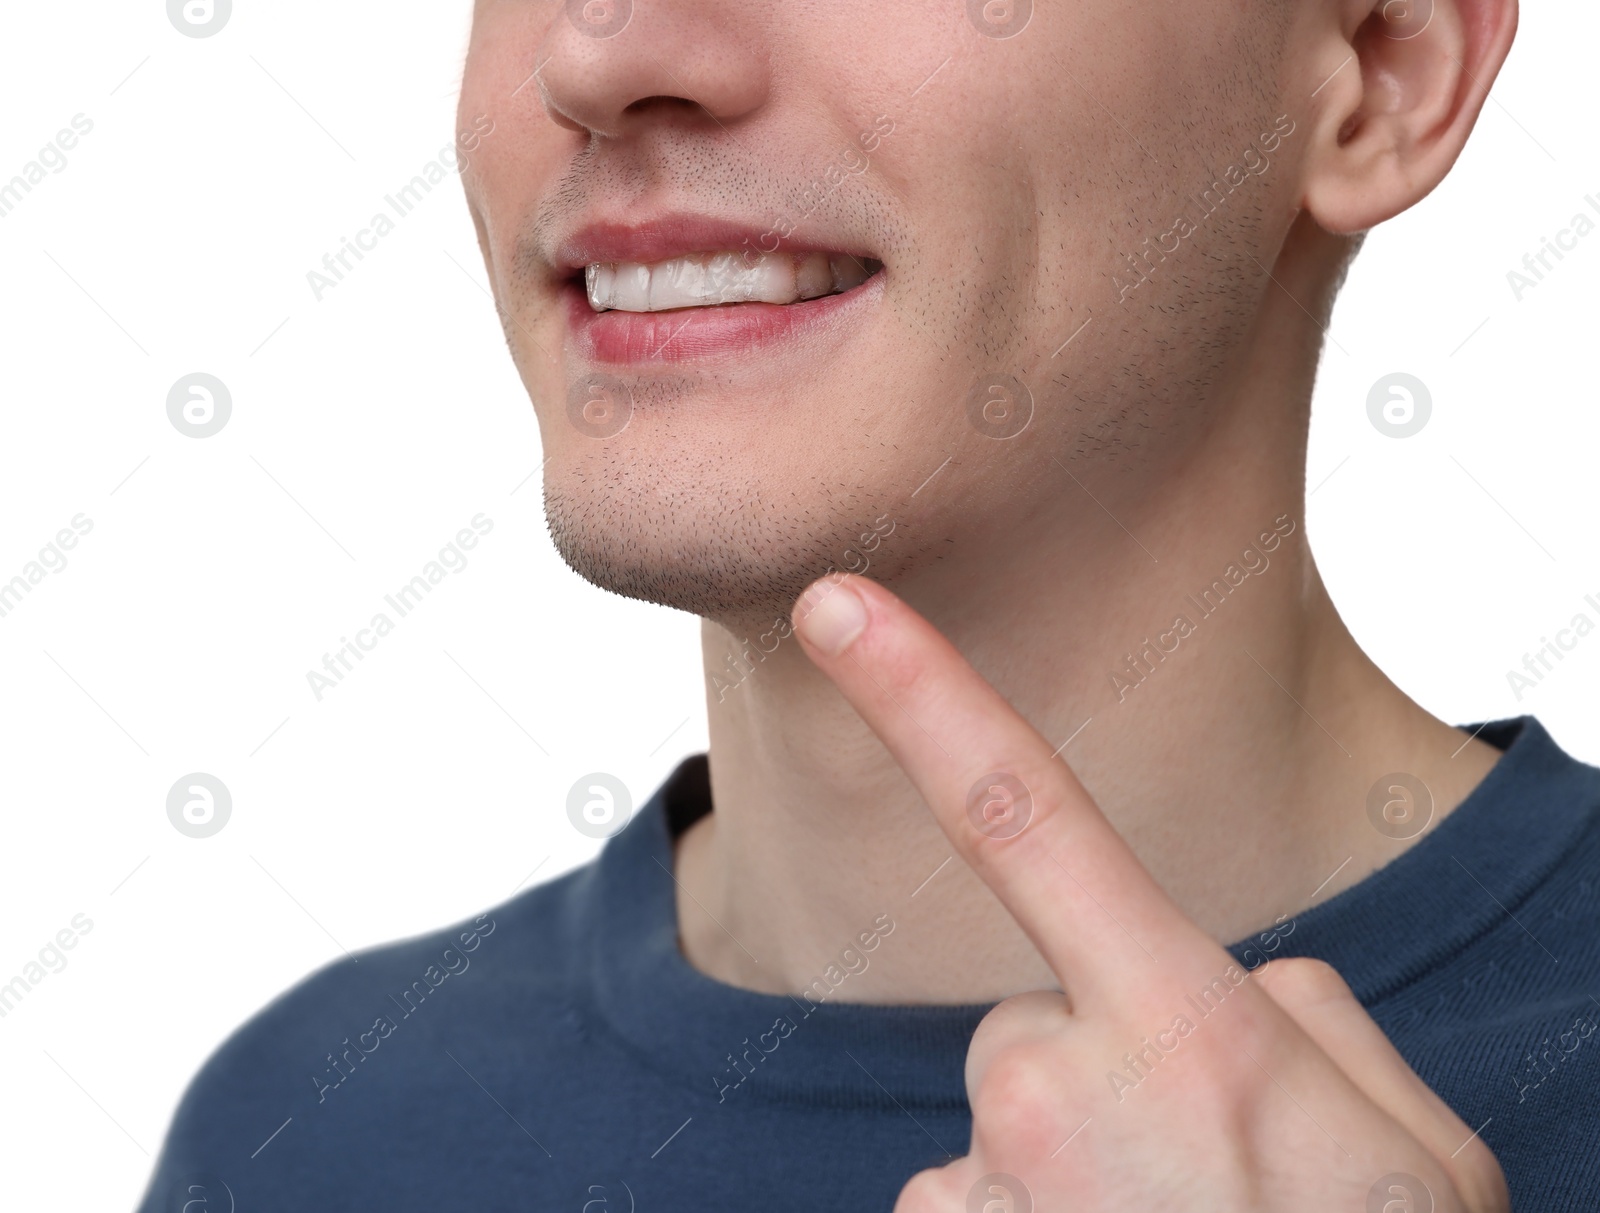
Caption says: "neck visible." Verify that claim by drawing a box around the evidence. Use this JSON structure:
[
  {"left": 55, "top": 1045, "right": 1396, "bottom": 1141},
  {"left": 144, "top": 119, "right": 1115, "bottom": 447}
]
[{"left": 673, "top": 228, "right": 1500, "bottom": 1004}]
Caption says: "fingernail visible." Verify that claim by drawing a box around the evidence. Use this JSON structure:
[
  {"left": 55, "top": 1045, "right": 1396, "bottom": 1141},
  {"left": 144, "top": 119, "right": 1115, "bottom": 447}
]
[{"left": 794, "top": 577, "right": 868, "bottom": 657}]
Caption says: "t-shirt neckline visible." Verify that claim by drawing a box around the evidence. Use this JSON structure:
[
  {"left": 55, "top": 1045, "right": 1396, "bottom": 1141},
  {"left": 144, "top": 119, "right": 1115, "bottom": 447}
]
[
  {"left": 1224, "top": 716, "right": 1597, "bottom": 1001},
  {"left": 585, "top": 716, "right": 1597, "bottom": 1108}
]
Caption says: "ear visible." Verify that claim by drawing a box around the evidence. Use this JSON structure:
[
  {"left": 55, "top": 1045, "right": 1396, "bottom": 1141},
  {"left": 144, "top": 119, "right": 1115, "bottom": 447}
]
[{"left": 1299, "top": 0, "right": 1518, "bottom": 234}]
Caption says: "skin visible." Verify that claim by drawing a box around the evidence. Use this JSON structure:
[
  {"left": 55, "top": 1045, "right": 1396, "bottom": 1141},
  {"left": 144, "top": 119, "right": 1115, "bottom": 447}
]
[
  {"left": 459, "top": 0, "right": 1519, "bottom": 1204},
  {"left": 790, "top": 573, "right": 1509, "bottom": 1209}
]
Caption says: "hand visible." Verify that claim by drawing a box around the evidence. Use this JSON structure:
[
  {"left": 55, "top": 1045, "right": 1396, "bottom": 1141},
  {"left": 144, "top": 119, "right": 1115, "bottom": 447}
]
[{"left": 790, "top": 573, "right": 1509, "bottom": 1213}]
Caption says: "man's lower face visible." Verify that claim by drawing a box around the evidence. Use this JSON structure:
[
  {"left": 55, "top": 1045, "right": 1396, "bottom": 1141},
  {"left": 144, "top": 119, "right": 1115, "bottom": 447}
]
[{"left": 459, "top": 0, "right": 1292, "bottom": 623}]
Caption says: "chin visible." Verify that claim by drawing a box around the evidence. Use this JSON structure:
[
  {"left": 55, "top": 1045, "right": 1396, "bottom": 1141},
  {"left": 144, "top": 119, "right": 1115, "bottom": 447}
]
[{"left": 544, "top": 485, "right": 833, "bottom": 625}]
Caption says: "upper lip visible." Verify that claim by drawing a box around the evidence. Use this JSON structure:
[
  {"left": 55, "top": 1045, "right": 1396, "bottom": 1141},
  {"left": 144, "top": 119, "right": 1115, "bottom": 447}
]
[{"left": 552, "top": 213, "right": 877, "bottom": 276}]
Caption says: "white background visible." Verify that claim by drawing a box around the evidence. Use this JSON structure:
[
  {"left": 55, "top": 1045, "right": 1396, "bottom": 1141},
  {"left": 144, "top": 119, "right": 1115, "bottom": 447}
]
[{"left": 0, "top": 2, "right": 1595, "bottom": 1209}]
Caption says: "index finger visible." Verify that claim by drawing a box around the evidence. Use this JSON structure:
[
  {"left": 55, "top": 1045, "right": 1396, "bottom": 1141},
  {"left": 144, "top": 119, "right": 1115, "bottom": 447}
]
[{"left": 791, "top": 572, "right": 1227, "bottom": 1006}]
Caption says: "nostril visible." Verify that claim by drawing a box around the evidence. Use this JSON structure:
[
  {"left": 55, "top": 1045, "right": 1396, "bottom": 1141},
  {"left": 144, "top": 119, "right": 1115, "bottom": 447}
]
[{"left": 622, "top": 95, "right": 702, "bottom": 117}]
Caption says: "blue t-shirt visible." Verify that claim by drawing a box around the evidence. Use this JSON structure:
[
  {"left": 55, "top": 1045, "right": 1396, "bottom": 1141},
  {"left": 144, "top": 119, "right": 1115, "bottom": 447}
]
[{"left": 137, "top": 717, "right": 1600, "bottom": 1211}]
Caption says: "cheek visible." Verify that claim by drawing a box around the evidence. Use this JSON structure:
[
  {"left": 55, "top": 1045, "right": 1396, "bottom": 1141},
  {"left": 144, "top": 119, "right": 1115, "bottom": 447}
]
[{"left": 457, "top": 10, "right": 564, "bottom": 233}]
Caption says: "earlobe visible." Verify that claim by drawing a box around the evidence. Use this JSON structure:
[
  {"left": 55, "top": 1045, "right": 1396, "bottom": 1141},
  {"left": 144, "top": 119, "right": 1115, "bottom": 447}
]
[{"left": 1300, "top": 0, "right": 1518, "bottom": 234}]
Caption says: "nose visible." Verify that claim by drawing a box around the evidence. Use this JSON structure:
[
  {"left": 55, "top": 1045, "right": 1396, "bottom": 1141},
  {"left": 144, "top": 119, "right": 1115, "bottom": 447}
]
[{"left": 535, "top": 0, "right": 770, "bottom": 139}]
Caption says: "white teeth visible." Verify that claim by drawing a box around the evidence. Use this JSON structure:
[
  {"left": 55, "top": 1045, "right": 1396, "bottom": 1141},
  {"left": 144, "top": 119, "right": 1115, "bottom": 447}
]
[
  {"left": 654, "top": 251, "right": 794, "bottom": 309},
  {"left": 585, "top": 250, "right": 877, "bottom": 312}
]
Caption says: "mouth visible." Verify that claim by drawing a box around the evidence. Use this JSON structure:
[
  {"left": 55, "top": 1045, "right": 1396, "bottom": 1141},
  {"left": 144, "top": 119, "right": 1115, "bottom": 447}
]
[
  {"left": 582, "top": 250, "right": 883, "bottom": 313},
  {"left": 553, "top": 217, "right": 885, "bottom": 365}
]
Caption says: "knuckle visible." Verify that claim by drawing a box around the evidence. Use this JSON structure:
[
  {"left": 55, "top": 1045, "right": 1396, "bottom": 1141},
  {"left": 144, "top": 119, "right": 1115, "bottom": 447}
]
[
  {"left": 966, "top": 992, "right": 1070, "bottom": 1098},
  {"left": 971, "top": 1044, "right": 1064, "bottom": 1151},
  {"left": 975, "top": 1045, "right": 1054, "bottom": 1114},
  {"left": 1261, "top": 956, "right": 1353, "bottom": 1010},
  {"left": 1453, "top": 1139, "right": 1512, "bottom": 1212},
  {"left": 894, "top": 1165, "right": 962, "bottom": 1213},
  {"left": 977, "top": 990, "right": 1068, "bottom": 1037}
]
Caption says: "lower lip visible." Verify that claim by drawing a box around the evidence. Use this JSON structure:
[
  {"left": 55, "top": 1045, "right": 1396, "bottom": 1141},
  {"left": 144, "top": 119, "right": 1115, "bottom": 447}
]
[{"left": 561, "top": 274, "right": 883, "bottom": 365}]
